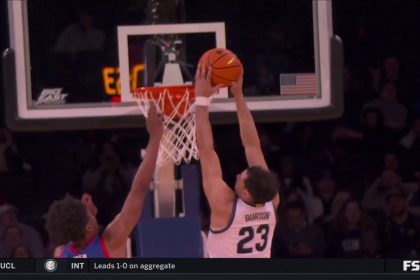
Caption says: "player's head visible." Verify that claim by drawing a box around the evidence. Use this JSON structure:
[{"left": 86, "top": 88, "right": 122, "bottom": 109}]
[
  {"left": 234, "top": 166, "right": 279, "bottom": 205},
  {"left": 45, "top": 193, "right": 99, "bottom": 245}
]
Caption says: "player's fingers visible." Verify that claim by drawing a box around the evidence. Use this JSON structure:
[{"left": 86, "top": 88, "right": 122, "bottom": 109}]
[
  {"left": 230, "top": 82, "right": 237, "bottom": 92},
  {"left": 149, "top": 103, "right": 157, "bottom": 117},
  {"left": 213, "top": 84, "right": 224, "bottom": 93},
  {"left": 199, "top": 64, "right": 207, "bottom": 80},
  {"left": 157, "top": 111, "right": 164, "bottom": 122},
  {"left": 206, "top": 66, "right": 212, "bottom": 81},
  {"left": 195, "top": 64, "right": 201, "bottom": 80}
]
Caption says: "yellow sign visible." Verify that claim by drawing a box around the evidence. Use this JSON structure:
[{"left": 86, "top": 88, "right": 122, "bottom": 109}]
[{"left": 102, "top": 64, "right": 145, "bottom": 95}]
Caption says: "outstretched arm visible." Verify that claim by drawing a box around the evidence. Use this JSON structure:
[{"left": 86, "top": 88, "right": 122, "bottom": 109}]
[
  {"left": 103, "top": 105, "right": 163, "bottom": 250},
  {"left": 195, "top": 66, "right": 235, "bottom": 215},
  {"left": 230, "top": 71, "right": 268, "bottom": 170},
  {"left": 230, "top": 71, "right": 280, "bottom": 208}
]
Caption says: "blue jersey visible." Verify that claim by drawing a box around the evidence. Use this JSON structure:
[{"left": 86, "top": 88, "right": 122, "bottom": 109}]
[{"left": 60, "top": 235, "right": 109, "bottom": 258}]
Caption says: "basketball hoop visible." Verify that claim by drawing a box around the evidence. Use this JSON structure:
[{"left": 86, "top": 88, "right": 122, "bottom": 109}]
[{"left": 133, "top": 85, "right": 198, "bottom": 167}]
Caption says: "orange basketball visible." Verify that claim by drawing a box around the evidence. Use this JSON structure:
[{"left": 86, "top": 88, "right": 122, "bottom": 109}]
[{"left": 198, "top": 48, "right": 242, "bottom": 87}]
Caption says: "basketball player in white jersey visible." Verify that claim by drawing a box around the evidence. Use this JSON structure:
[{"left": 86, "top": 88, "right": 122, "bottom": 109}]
[{"left": 194, "top": 65, "right": 280, "bottom": 258}]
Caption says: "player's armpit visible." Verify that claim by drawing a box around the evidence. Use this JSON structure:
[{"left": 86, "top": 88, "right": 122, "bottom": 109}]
[
  {"left": 202, "top": 176, "right": 235, "bottom": 210},
  {"left": 102, "top": 213, "right": 135, "bottom": 256}
]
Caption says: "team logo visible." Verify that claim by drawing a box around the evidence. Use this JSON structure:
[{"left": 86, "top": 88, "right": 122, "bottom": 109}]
[
  {"left": 35, "top": 88, "right": 68, "bottom": 105},
  {"left": 44, "top": 259, "right": 57, "bottom": 272}
]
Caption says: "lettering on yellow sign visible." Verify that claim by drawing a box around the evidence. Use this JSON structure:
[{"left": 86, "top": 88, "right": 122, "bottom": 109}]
[{"left": 102, "top": 64, "right": 144, "bottom": 95}]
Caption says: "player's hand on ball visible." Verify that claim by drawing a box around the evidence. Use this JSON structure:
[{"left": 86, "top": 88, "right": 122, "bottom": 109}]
[
  {"left": 229, "top": 66, "right": 244, "bottom": 98},
  {"left": 195, "top": 65, "right": 223, "bottom": 97}
]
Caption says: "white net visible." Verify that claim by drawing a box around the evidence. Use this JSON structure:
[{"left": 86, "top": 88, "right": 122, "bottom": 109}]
[{"left": 133, "top": 87, "right": 198, "bottom": 167}]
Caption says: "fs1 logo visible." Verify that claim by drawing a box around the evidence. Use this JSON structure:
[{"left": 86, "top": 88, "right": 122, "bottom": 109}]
[{"left": 403, "top": 260, "right": 420, "bottom": 271}]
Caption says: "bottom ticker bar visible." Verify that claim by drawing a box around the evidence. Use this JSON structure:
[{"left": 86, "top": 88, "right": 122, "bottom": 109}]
[{"left": 0, "top": 259, "right": 419, "bottom": 274}]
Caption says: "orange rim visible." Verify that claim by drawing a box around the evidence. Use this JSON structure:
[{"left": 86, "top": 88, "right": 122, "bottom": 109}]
[
  {"left": 134, "top": 85, "right": 195, "bottom": 118},
  {"left": 134, "top": 85, "right": 195, "bottom": 101}
]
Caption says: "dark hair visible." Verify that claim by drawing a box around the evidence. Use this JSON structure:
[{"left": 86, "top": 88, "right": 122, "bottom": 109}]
[
  {"left": 244, "top": 166, "right": 279, "bottom": 204},
  {"left": 45, "top": 195, "right": 89, "bottom": 244}
]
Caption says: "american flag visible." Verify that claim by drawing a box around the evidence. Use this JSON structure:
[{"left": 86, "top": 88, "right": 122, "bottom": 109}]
[{"left": 279, "top": 73, "right": 317, "bottom": 96}]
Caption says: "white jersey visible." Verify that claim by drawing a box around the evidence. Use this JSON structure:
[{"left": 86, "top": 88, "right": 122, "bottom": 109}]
[{"left": 206, "top": 198, "right": 276, "bottom": 258}]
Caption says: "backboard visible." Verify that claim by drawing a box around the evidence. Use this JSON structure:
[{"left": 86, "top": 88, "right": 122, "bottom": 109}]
[{"left": 3, "top": 0, "right": 342, "bottom": 131}]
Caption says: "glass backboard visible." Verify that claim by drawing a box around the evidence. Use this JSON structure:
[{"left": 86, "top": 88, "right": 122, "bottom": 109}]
[{"left": 3, "top": 0, "right": 342, "bottom": 131}]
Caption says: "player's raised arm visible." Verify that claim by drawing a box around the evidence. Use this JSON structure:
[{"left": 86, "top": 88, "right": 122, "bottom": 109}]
[
  {"left": 230, "top": 69, "right": 267, "bottom": 170},
  {"left": 230, "top": 70, "right": 280, "bottom": 208},
  {"left": 103, "top": 105, "right": 163, "bottom": 253},
  {"left": 195, "top": 65, "right": 235, "bottom": 213}
]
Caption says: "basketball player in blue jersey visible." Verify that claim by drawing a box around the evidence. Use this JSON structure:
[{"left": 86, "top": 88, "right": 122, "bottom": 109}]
[
  {"left": 45, "top": 105, "right": 163, "bottom": 258},
  {"left": 194, "top": 65, "right": 280, "bottom": 258}
]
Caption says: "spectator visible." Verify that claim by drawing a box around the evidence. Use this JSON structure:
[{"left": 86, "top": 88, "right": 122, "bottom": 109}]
[
  {"left": 332, "top": 109, "right": 394, "bottom": 152},
  {"left": 53, "top": 8, "right": 105, "bottom": 54},
  {"left": 82, "top": 141, "right": 135, "bottom": 225},
  {"left": 362, "top": 169, "right": 403, "bottom": 214},
  {"left": 363, "top": 81, "right": 407, "bottom": 131},
  {"left": 380, "top": 151, "right": 410, "bottom": 181},
  {"left": 369, "top": 56, "right": 401, "bottom": 96},
  {"left": 313, "top": 171, "right": 339, "bottom": 231},
  {"left": 245, "top": 65, "right": 276, "bottom": 96},
  {"left": 362, "top": 152, "right": 415, "bottom": 214},
  {"left": 341, "top": 67, "right": 372, "bottom": 128},
  {"left": 328, "top": 198, "right": 376, "bottom": 257},
  {"left": 360, "top": 229, "right": 382, "bottom": 258},
  {"left": 10, "top": 244, "right": 32, "bottom": 258},
  {"left": 71, "top": 130, "right": 101, "bottom": 172},
  {"left": 0, "top": 204, "right": 44, "bottom": 257},
  {"left": 254, "top": 23, "right": 292, "bottom": 95},
  {"left": 0, "top": 224, "right": 24, "bottom": 257},
  {"left": 280, "top": 157, "right": 314, "bottom": 196},
  {"left": 0, "top": 128, "right": 31, "bottom": 174},
  {"left": 272, "top": 201, "right": 326, "bottom": 258},
  {"left": 284, "top": 123, "right": 321, "bottom": 157},
  {"left": 331, "top": 109, "right": 398, "bottom": 178},
  {"left": 383, "top": 188, "right": 420, "bottom": 257},
  {"left": 279, "top": 159, "right": 322, "bottom": 223},
  {"left": 399, "top": 116, "right": 420, "bottom": 172},
  {"left": 408, "top": 171, "right": 420, "bottom": 217},
  {"left": 368, "top": 61, "right": 382, "bottom": 94},
  {"left": 50, "top": 7, "right": 106, "bottom": 103},
  {"left": 359, "top": 108, "right": 398, "bottom": 156},
  {"left": 258, "top": 130, "right": 281, "bottom": 169},
  {"left": 382, "top": 56, "right": 400, "bottom": 84}
]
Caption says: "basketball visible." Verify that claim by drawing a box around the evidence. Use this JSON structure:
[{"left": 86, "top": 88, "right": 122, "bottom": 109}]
[{"left": 198, "top": 48, "right": 242, "bottom": 87}]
